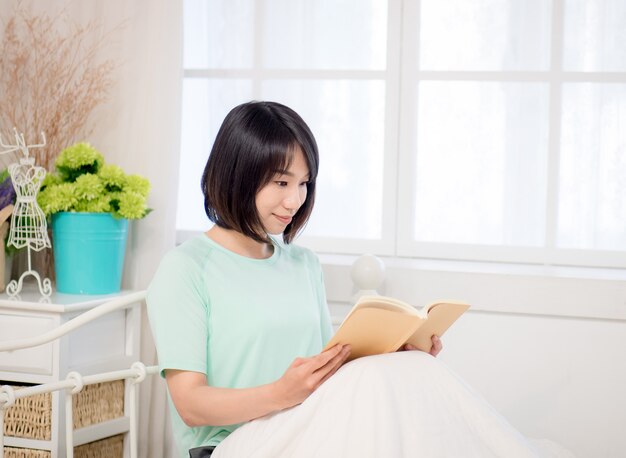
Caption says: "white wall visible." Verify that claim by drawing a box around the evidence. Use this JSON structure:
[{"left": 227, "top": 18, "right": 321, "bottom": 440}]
[{"left": 322, "top": 255, "right": 626, "bottom": 458}]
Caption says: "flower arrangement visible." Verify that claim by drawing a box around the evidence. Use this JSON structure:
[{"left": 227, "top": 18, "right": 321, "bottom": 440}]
[{"left": 37, "top": 143, "right": 150, "bottom": 220}]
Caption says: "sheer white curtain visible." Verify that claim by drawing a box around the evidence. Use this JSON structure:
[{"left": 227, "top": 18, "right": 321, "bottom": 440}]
[
  {"left": 87, "top": 2, "right": 183, "bottom": 457},
  {"left": 1, "top": 0, "right": 183, "bottom": 456}
]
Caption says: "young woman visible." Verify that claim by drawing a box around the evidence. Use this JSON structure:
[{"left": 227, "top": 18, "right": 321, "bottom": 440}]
[{"left": 147, "top": 101, "right": 547, "bottom": 458}]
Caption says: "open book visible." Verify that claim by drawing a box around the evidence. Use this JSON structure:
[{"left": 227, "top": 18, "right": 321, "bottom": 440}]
[{"left": 324, "top": 295, "right": 470, "bottom": 361}]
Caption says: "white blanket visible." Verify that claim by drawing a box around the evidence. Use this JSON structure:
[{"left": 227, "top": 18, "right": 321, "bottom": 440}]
[{"left": 213, "top": 352, "right": 574, "bottom": 458}]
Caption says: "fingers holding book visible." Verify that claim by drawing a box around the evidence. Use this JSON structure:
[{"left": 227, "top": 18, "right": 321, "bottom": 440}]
[
  {"left": 273, "top": 344, "right": 351, "bottom": 409},
  {"left": 401, "top": 335, "right": 443, "bottom": 357}
]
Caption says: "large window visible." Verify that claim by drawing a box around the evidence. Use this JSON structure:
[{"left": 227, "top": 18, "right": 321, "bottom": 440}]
[{"left": 178, "top": 0, "right": 626, "bottom": 268}]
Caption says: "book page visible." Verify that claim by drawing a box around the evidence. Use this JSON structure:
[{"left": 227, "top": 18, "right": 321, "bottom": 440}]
[
  {"left": 422, "top": 299, "right": 468, "bottom": 315},
  {"left": 324, "top": 308, "right": 424, "bottom": 361},
  {"left": 405, "top": 302, "right": 469, "bottom": 352},
  {"left": 345, "top": 296, "right": 418, "bottom": 321}
]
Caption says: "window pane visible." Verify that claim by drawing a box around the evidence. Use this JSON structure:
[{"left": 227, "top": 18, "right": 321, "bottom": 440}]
[
  {"left": 183, "top": 0, "right": 255, "bottom": 69},
  {"left": 563, "top": 0, "right": 626, "bottom": 71},
  {"left": 177, "top": 79, "right": 253, "bottom": 231},
  {"left": 262, "top": 80, "right": 385, "bottom": 239},
  {"left": 558, "top": 83, "right": 626, "bottom": 250},
  {"left": 263, "top": 0, "right": 387, "bottom": 70},
  {"left": 413, "top": 82, "right": 549, "bottom": 245},
  {"left": 419, "top": 0, "right": 551, "bottom": 71}
]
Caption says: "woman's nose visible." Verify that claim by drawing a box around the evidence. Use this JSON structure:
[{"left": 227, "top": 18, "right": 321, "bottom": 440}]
[{"left": 284, "top": 186, "right": 304, "bottom": 210}]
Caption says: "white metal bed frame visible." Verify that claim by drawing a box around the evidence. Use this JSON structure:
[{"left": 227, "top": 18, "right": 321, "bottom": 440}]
[{"left": 0, "top": 291, "right": 158, "bottom": 458}]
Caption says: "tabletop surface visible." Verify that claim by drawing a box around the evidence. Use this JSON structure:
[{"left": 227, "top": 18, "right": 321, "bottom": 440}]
[{"left": 0, "top": 286, "right": 141, "bottom": 313}]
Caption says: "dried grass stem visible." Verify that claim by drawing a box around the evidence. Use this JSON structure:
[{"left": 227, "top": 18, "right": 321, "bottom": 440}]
[{"left": 0, "top": 5, "right": 116, "bottom": 170}]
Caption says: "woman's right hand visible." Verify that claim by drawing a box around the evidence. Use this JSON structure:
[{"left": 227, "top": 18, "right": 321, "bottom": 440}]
[{"left": 272, "top": 344, "right": 351, "bottom": 410}]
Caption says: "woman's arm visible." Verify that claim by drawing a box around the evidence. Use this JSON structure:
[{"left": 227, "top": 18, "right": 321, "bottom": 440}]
[{"left": 166, "top": 344, "right": 351, "bottom": 427}]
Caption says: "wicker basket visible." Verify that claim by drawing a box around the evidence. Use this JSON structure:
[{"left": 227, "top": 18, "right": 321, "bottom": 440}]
[
  {"left": 2, "top": 380, "right": 124, "bottom": 441},
  {"left": 72, "top": 380, "right": 125, "bottom": 429},
  {"left": 2, "top": 388, "right": 51, "bottom": 441},
  {"left": 3, "top": 448, "right": 50, "bottom": 458},
  {"left": 3, "top": 435, "right": 124, "bottom": 458},
  {"left": 74, "top": 434, "right": 124, "bottom": 458}
]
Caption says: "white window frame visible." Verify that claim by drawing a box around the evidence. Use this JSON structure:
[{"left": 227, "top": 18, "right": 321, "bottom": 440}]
[
  {"left": 395, "top": 0, "right": 626, "bottom": 269},
  {"left": 297, "top": 0, "right": 402, "bottom": 257},
  {"left": 178, "top": 0, "right": 626, "bottom": 269}
]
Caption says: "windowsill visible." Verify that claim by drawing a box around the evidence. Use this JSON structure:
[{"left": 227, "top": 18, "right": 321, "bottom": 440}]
[
  {"left": 317, "top": 252, "right": 626, "bottom": 281},
  {"left": 318, "top": 253, "right": 626, "bottom": 321}
]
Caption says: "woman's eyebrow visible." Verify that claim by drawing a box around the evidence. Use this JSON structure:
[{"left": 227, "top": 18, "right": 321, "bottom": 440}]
[{"left": 274, "top": 170, "right": 310, "bottom": 179}]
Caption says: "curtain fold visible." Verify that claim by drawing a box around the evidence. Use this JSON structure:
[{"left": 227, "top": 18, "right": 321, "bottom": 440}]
[{"left": 90, "top": 3, "right": 183, "bottom": 457}]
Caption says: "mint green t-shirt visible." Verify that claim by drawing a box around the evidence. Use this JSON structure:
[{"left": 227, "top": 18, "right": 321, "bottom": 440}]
[{"left": 146, "top": 235, "right": 333, "bottom": 457}]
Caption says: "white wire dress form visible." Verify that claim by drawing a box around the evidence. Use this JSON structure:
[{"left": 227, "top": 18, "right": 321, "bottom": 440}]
[{"left": 0, "top": 130, "right": 52, "bottom": 297}]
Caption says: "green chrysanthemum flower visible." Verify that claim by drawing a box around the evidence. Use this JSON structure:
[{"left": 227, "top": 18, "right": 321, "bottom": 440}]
[
  {"left": 74, "top": 173, "right": 104, "bottom": 201},
  {"left": 125, "top": 174, "right": 150, "bottom": 198},
  {"left": 37, "top": 182, "right": 78, "bottom": 215},
  {"left": 73, "top": 195, "right": 113, "bottom": 213},
  {"left": 56, "top": 142, "right": 105, "bottom": 182},
  {"left": 40, "top": 173, "right": 62, "bottom": 191},
  {"left": 116, "top": 191, "right": 147, "bottom": 219},
  {"left": 40, "top": 142, "right": 151, "bottom": 220},
  {"left": 98, "top": 164, "right": 126, "bottom": 192}
]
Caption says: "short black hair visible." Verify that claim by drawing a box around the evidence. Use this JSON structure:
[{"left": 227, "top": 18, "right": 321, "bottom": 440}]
[{"left": 201, "top": 101, "right": 319, "bottom": 244}]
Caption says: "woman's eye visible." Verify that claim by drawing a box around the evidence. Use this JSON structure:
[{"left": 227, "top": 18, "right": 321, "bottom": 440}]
[
  {"left": 275, "top": 181, "right": 288, "bottom": 187},
  {"left": 299, "top": 181, "right": 309, "bottom": 187}
]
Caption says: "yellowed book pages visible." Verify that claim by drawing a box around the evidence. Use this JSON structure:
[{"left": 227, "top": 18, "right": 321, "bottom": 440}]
[{"left": 324, "top": 296, "right": 469, "bottom": 361}]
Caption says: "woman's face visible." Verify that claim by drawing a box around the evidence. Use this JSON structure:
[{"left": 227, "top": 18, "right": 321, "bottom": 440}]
[{"left": 255, "top": 146, "right": 310, "bottom": 235}]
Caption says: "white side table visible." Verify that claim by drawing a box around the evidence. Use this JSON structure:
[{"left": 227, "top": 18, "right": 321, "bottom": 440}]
[{"left": 0, "top": 289, "right": 142, "bottom": 458}]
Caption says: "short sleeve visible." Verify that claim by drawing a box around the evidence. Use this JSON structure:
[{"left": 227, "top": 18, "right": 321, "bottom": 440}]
[
  {"left": 146, "top": 249, "right": 209, "bottom": 377},
  {"left": 309, "top": 252, "right": 333, "bottom": 345}
]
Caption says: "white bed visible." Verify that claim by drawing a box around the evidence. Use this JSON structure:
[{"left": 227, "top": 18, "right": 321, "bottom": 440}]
[{"left": 213, "top": 351, "right": 576, "bottom": 458}]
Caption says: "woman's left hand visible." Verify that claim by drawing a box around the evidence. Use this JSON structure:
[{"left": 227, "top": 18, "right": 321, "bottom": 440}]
[{"left": 400, "top": 335, "right": 443, "bottom": 357}]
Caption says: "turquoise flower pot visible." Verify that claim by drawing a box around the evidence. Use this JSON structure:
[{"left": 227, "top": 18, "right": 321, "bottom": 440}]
[{"left": 52, "top": 212, "right": 128, "bottom": 294}]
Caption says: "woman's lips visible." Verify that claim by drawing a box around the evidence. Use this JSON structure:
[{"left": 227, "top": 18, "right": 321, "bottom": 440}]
[{"left": 274, "top": 214, "right": 292, "bottom": 225}]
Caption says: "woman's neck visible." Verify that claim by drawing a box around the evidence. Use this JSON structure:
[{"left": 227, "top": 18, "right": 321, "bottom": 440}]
[{"left": 206, "top": 226, "right": 274, "bottom": 259}]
